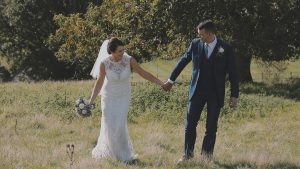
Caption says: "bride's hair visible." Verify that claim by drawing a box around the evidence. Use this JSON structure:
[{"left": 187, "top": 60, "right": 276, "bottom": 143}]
[{"left": 107, "top": 37, "right": 124, "bottom": 54}]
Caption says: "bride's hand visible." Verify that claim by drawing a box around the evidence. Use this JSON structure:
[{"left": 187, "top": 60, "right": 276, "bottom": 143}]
[
  {"left": 161, "top": 81, "right": 173, "bottom": 91},
  {"left": 88, "top": 99, "right": 93, "bottom": 105},
  {"left": 158, "top": 80, "right": 165, "bottom": 86}
]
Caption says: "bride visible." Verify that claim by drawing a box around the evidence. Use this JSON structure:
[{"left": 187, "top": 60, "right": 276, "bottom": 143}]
[{"left": 88, "top": 37, "right": 163, "bottom": 163}]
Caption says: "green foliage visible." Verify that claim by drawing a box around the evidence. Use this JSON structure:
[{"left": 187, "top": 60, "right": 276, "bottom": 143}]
[
  {"left": 47, "top": 13, "right": 104, "bottom": 79},
  {"left": 0, "top": 80, "right": 299, "bottom": 168},
  {"left": 1, "top": 0, "right": 299, "bottom": 80},
  {"left": 220, "top": 0, "right": 299, "bottom": 61},
  {"left": 47, "top": 1, "right": 181, "bottom": 78},
  {"left": 0, "top": 0, "right": 103, "bottom": 80},
  {"left": 0, "top": 80, "right": 298, "bottom": 125},
  {"left": 130, "top": 82, "right": 189, "bottom": 123},
  {"left": 159, "top": 0, "right": 300, "bottom": 81},
  {"left": 48, "top": 0, "right": 299, "bottom": 80},
  {"left": 0, "top": 66, "right": 10, "bottom": 81},
  {"left": 0, "top": 0, "right": 65, "bottom": 79},
  {"left": 129, "top": 81, "right": 298, "bottom": 124}
]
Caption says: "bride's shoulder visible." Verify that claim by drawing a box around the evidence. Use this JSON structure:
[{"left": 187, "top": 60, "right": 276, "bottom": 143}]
[
  {"left": 100, "top": 57, "right": 110, "bottom": 65},
  {"left": 123, "top": 53, "right": 132, "bottom": 61}
]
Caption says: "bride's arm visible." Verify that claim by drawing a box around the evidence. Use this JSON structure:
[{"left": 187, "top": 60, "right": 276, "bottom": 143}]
[
  {"left": 89, "top": 63, "right": 105, "bottom": 104},
  {"left": 130, "top": 57, "right": 164, "bottom": 86}
]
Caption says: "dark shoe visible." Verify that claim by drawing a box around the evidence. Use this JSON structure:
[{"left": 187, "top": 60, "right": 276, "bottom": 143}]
[
  {"left": 177, "top": 155, "right": 193, "bottom": 164},
  {"left": 200, "top": 153, "right": 213, "bottom": 163},
  {"left": 125, "top": 158, "right": 139, "bottom": 165}
]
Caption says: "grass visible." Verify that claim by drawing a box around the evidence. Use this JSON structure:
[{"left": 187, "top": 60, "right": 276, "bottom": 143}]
[
  {"left": 131, "top": 59, "right": 192, "bottom": 82},
  {"left": 250, "top": 59, "right": 300, "bottom": 83},
  {"left": 0, "top": 79, "right": 299, "bottom": 169},
  {"left": 0, "top": 58, "right": 299, "bottom": 168},
  {"left": 131, "top": 58, "right": 300, "bottom": 83}
]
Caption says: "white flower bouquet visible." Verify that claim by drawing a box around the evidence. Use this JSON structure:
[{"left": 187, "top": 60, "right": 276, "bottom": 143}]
[{"left": 75, "top": 97, "right": 95, "bottom": 117}]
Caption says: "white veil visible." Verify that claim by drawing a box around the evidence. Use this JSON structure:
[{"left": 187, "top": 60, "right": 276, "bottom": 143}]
[{"left": 90, "top": 40, "right": 109, "bottom": 79}]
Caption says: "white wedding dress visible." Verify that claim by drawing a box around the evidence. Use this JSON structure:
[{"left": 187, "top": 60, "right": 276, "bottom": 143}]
[{"left": 91, "top": 54, "right": 137, "bottom": 162}]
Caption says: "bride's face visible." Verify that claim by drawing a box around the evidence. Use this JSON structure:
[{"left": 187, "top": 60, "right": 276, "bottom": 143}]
[{"left": 112, "top": 46, "right": 125, "bottom": 61}]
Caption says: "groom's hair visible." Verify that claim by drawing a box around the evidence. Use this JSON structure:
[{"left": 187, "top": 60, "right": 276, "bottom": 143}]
[
  {"left": 107, "top": 37, "right": 124, "bottom": 54},
  {"left": 197, "top": 20, "right": 215, "bottom": 33}
]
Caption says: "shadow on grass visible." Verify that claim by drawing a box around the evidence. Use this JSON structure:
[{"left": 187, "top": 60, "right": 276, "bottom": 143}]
[
  {"left": 107, "top": 157, "right": 300, "bottom": 169},
  {"left": 125, "top": 159, "right": 150, "bottom": 167},
  {"left": 174, "top": 160, "right": 300, "bottom": 169},
  {"left": 240, "top": 78, "right": 300, "bottom": 101},
  {"left": 214, "top": 161, "right": 300, "bottom": 169},
  {"left": 174, "top": 160, "right": 212, "bottom": 169}
]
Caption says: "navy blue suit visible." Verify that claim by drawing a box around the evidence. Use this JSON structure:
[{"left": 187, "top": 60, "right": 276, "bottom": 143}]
[{"left": 169, "top": 38, "right": 239, "bottom": 157}]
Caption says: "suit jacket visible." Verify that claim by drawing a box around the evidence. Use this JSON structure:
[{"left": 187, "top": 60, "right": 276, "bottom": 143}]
[{"left": 169, "top": 38, "right": 239, "bottom": 107}]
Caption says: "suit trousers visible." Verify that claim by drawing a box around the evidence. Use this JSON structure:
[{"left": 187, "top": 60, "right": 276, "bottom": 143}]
[{"left": 184, "top": 90, "right": 221, "bottom": 157}]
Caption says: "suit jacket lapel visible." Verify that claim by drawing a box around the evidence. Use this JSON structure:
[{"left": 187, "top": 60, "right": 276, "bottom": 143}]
[
  {"left": 197, "top": 39, "right": 204, "bottom": 67},
  {"left": 197, "top": 39, "right": 203, "bottom": 55}
]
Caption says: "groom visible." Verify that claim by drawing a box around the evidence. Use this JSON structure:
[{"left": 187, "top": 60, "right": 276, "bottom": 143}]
[{"left": 162, "top": 20, "right": 239, "bottom": 162}]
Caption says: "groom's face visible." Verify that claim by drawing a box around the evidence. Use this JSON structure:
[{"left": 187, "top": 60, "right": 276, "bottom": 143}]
[{"left": 197, "top": 28, "right": 211, "bottom": 43}]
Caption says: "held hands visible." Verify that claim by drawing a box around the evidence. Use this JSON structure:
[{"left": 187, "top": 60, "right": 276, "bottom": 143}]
[
  {"left": 88, "top": 99, "right": 94, "bottom": 106},
  {"left": 87, "top": 99, "right": 96, "bottom": 109},
  {"left": 229, "top": 97, "right": 238, "bottom": 109},
  {"left": 161, "top": 81, "right": 173, "bottom": 91},
  {"left": 152, "top": 78, "right": 172, "bottom": 91}
]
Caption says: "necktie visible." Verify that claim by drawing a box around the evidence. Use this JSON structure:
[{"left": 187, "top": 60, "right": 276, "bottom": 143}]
[{"left": 205, "top": 44, "right": 209, "bottom": 58}]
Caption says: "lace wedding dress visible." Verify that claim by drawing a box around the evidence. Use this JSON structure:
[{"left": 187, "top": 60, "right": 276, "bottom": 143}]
[{"left": 91, "top": 54, "right": 137, "bottom": 162}]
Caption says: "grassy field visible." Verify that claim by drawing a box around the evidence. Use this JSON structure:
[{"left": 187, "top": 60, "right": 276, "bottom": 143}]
[
  {"left": 250, "top": 59, "right": 300, "bottom": 83},
  {"left": 0, "top": 78, "right": 299, "bottom": 169},
  {"left": 0, "top": 58, "right": 300, "bottom": 169},
  {"left": 131, "top": 58, "right": 300, "bottom": 83}
]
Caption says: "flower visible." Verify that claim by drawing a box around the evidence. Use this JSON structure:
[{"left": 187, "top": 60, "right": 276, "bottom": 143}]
[
  {"left": 125, "top": 3, "right": 131, "bottom": 9},
  {"left": 218, "top": 47, "right": 224, "bottom": 53},
  {"left": 84, "top": 99, "right": 89, "bottom": 105},
  {"left": 75, "top": 97, "right": 95, "bottom": 117},
  {"left": 79, "top": 103, "right": 85, "bottom": 109}
]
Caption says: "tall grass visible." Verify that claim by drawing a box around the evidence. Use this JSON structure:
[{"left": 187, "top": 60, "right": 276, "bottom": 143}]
[{"left": 0, "top": 80, "right": 299, "bottom": 169}]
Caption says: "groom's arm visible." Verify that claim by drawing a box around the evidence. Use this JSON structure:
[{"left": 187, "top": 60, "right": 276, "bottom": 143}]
[{"left": 169, "top": 41, "right": 194, "bottom": 82}]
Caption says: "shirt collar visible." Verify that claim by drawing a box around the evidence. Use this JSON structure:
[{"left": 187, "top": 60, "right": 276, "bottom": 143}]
[{"left": 205, "top": 35, "right": 217, "bottom": 48}]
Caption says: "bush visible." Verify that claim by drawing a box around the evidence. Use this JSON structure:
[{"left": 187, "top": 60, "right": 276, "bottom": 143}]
[
  {"left": 0, "top": 81, "right": 297, "bottom": 125},
  {"left": 129, "top": 82, "right": 297, "bottom": 124},
  {"left": 0, "top": 66, "right": 10, "bottom": 82}
]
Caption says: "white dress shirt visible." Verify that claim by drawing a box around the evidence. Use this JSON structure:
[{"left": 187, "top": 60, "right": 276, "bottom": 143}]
[
  {"left": 204, "top": 35, "right": 217, "bottom": 59},
  {"left": 168, "top": 36, "right": 217, "bottom": 84}
]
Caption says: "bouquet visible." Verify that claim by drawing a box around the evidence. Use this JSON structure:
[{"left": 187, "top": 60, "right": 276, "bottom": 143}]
[{"left": 75, "top": 97, "right": 95, "bottom": 117}]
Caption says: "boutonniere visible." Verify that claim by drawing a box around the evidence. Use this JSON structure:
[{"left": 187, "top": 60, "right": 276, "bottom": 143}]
[
  {"left": 218, "top": 46, "right": 224, "bottom": 53},
  {"left": 217, "top": 46, "right": 225, "bottom": 57}
]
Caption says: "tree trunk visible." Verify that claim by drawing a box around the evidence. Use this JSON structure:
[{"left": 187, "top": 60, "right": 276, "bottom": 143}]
[{"left": 236, "top": 52, "right": 253, "bottom": 83}]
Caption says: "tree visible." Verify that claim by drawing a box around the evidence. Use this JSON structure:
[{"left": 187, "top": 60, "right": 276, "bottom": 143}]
[
  {"left": 47, "top": 1, "right": 175, "bottom": 78},
  {"left": 48, "top": 0, "right": 300, "bottom": 81},
  {"left": 216, "top": 0, "right": 300, "bottom": 82},
  {"left": 0, "top": 0, "right": 103, "bottom": 80},
  {"left": 47, "top": 13, "right": 105, "bottom": 79},
  {"left": 0, "top": 0, "right": 65, "bottom": 79},
  {"left": 48, "top": 0, "right": 192, "bottom": 79},
  {"left": 166, "top": 0, "right": 300, "bottom": 82}
]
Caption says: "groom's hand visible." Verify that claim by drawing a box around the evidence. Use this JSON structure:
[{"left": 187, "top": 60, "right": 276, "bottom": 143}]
[
  {"left": 162, "top": 81, "right": 173, "bottom": 91},
  {"left": 229, "top": 97, "right": 237, "bottom": 109}
]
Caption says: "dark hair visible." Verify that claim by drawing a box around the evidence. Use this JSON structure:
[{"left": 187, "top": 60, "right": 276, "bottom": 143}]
[
  {"left": 107, "top": 37, "right": 124, "bottom": 54},
  {"left": 197, "top": 20, "right": 216, "bottom": 33}
]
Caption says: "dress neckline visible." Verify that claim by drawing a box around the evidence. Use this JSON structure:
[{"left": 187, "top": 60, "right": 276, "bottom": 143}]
[{"left": 108, "top": 55, "right": 123, "bottom": 63}]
